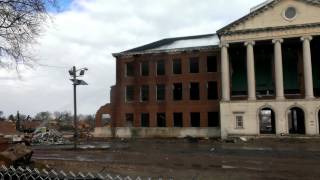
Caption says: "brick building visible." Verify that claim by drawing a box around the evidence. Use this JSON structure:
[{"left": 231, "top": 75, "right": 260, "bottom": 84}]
[
  {"left": 96, "top": 34, "right": 222, "bottom": 134},
  {"left": 96, "top": 0, "right": 320, "bottom": 138}
]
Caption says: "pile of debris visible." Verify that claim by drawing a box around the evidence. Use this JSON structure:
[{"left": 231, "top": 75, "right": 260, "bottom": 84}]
[
  {"left": 0, "top": 144, "right": 33, "bottom": 166},
  {"left": 31, "top": 127, "right": 67, "bottom": 145}
]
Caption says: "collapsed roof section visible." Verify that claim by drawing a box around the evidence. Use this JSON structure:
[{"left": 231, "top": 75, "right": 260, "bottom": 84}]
[{"left": 113, "top": 34, "right": 219, "bottom": 57}]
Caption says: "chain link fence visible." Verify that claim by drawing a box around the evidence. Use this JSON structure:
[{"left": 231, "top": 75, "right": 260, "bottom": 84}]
[{"left": 0, "top": 165, "right": 173, "bottom": 180}]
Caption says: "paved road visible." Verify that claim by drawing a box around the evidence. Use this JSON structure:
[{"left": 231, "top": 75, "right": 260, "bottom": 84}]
[{"left": 32, "top": 138, "right": 320, "bottom": 180}]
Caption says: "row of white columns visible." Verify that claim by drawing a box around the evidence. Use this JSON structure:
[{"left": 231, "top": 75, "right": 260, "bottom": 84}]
[{"left": 221, "top": 36, "right": 314, "bottom": 101}]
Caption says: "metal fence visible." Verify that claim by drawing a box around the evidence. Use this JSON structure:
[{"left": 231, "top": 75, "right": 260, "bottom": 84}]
[{"left": 0, "top": 165, "right": 173, "bottom": 180}]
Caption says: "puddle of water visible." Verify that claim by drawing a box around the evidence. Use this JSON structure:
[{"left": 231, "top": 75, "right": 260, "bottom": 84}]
[
  {"left": 240, "top": 147, "right": 273, "bottom": 151},
  {"left": 242, "top": 166, "right": 264, "bottom": 171},
  {"left": 79, "top": 145, "right": 95, "bottom": 149},
  {"left": 76, "top": 156, "right": 95, "bottom": 162},
  {"left": 222, "top": 165, "right": 237, "bottom": 169},
  {"left": 33, "top": 156, "right": 75, "bottom": 161}
]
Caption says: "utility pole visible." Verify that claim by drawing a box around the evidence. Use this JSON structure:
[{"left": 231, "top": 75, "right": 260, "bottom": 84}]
[
  {"left": 69, "top": 66, "right": 88, "bottom": 150},
  {"left": 16, "top": 111, "right": 20, "bottom": 131},
  {"left": 72, "top": 66, "right": 78, "bottom": 150}
]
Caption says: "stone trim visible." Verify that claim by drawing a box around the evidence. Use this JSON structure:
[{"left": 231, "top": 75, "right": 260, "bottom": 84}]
[
  {"left": 221, "top": 25, "right": 320, "bottom": 43},
  {"left": 220, "top": 22, "right": 320, "bottom": 36}
]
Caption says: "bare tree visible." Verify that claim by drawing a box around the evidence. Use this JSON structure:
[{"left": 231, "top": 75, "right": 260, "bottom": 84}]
[
  {"left": 35, "top": 111, "right": 52, "bottom": 122},
  {"left": 0, "top": 0, "right": 57, "bottom": 67}
]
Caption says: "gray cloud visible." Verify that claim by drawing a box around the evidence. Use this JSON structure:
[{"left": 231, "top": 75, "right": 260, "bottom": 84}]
[{"left": 0, "top": 0, "right": 264, "bottom": 116}]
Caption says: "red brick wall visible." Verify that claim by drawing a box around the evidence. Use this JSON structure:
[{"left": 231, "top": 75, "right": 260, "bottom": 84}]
[{"left": 97, "top": 48, "right": 221, "bottom": 128}]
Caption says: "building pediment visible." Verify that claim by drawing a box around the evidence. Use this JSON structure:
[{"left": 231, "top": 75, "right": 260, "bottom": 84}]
[{"left": 218, "top": 0, "right": 320, "bottom": 36}]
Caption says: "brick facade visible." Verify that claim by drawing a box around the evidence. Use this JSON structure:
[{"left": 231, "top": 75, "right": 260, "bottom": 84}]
[{"left": 96, "top": 48, "right": 221, "bottom": 128}]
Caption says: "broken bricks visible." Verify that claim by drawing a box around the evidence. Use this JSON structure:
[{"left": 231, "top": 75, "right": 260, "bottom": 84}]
[{"left": 0, "top": 144, "right": 33, "bottom": 166}]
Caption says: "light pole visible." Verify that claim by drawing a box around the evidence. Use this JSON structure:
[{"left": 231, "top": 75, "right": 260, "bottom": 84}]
[{"left": 69, "top": 66, "right": 88, "bottom": 150}]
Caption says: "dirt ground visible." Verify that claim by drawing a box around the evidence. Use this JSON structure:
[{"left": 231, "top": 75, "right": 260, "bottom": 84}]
[{"left": 31, "top": 137, "right": 320, "bottom": 180}]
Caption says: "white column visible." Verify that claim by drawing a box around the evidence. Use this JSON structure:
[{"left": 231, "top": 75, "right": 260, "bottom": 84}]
[
  {"left": 245, "top": 41, "right": 256, "bottom": 100},
  {"left": 220, "top": 43, "right": 230, "bottom": 101},
  {"left": 272, "top": 39, "right": 285, "bottom": 100},
  {"left": 301, "top": 36, "right": 314, "bottom": 99}
]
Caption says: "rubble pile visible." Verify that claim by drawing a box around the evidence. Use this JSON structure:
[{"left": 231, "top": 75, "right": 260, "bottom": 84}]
[
  {"left": 31, "top": 128, "right": 66, "bottom": 145},
  {"left": 0, "top": 144, "right": 33, "bottom": 166}
]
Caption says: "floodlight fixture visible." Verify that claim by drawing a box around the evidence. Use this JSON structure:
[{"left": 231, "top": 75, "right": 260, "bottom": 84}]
[
  {"left": 69, "top": 69, "right": 74, "bottom": 76},
  {"left": 68, "top": 66, "right": 88, "bottom": 150},
  {"left": 79, "top": 70, "right": 85, "bottom": 76}
]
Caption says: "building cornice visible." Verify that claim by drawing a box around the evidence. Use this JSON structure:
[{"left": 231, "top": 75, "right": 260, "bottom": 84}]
[
  {"left": 220, "top": 22, "right": 320, "bottom": 36},
  {"left": 113, "top": 45, "right": 219, "bottom": 58}
]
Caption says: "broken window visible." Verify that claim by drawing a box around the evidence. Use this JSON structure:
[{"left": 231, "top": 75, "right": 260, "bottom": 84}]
[
  {"left": 190, "top": 82, "right": 200, "bottom": 100},
  {"left": 173, "top": 83, "right": 183, "bottom": 101},
  {"left": 157, "top": 113, "right": 166, "bottom": 127},
  {"left": 173, "top": 59, "right": 182, "bottom": 74},
  {"left": 141, "top": 61, "right": 149, "bottom": 76},
  {"left": 126, "top": 86, "right": 134, "bottom": 102},
  {"left": 189, "top": 58, "right": 199, "bottom": 73},
  {"left": 157, "top": 84, "right": 166, "bottom": 101},
  {"left": 126, "top": 62, "right": 134, "bottom": 77},
  {"left": 125, "top": 113, "right": 134, "bottom": 127},
  {"left": 157, "top": 60, "right": 165, "bottom": 75},
  {"left": 141, "top": 113, "right": 150, "bottom": 127},
  {"left": 174, "top": 113, "right": 183, "bottom": 127},
  {"left": 208, "top": 112, "right": 219, "bottom": 127},
  {"left": 207, "top": 56, "right": 217, "bottom": 72},
  {"left": 190, "top": 112, "right": 200, "bottom": 127},
  {"left": 101, "top": 114, "right": 112, "bottom": 127},
  {"left": 141, "top": 85, "right": 149, "bottom": 102},
  {"left": 208, "top": 81, "right": 218, "bottom": 100}
]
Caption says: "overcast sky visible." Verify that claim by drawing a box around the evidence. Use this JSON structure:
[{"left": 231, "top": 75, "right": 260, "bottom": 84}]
[{"left": 0, "top": 0, "right": 265, "bottom": 117}]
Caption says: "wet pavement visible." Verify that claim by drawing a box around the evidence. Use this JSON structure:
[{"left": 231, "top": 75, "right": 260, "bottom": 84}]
[{"left": 32, "top": 138, "right": 320, "bottom": 180}]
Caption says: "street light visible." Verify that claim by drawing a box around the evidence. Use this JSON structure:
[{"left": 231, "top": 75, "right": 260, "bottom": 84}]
[{"left": 69, "top": 66, "right": 88, "bottom": 150}]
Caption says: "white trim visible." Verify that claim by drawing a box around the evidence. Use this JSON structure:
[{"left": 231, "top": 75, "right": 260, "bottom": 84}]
[{"left": 233, "top": 112, "right": 245, "bottom": 129}]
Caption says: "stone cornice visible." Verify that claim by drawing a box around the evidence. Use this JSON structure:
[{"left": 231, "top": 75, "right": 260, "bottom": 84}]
[{"left": 220, "top": 22, "right": 320, "bottom": 36}]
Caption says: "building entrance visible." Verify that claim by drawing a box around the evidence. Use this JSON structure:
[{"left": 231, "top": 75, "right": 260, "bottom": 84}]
[
  {"left": 288, "top": 107, "right": 305, "bottom": 134},
  {"left": 259, "top": 108, "right": 276, "bottom": 134}
]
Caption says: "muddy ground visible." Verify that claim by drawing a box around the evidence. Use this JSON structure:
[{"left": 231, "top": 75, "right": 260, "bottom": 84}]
[{"left": 31, "top": 138, "right": 320, "bottom": 180}]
